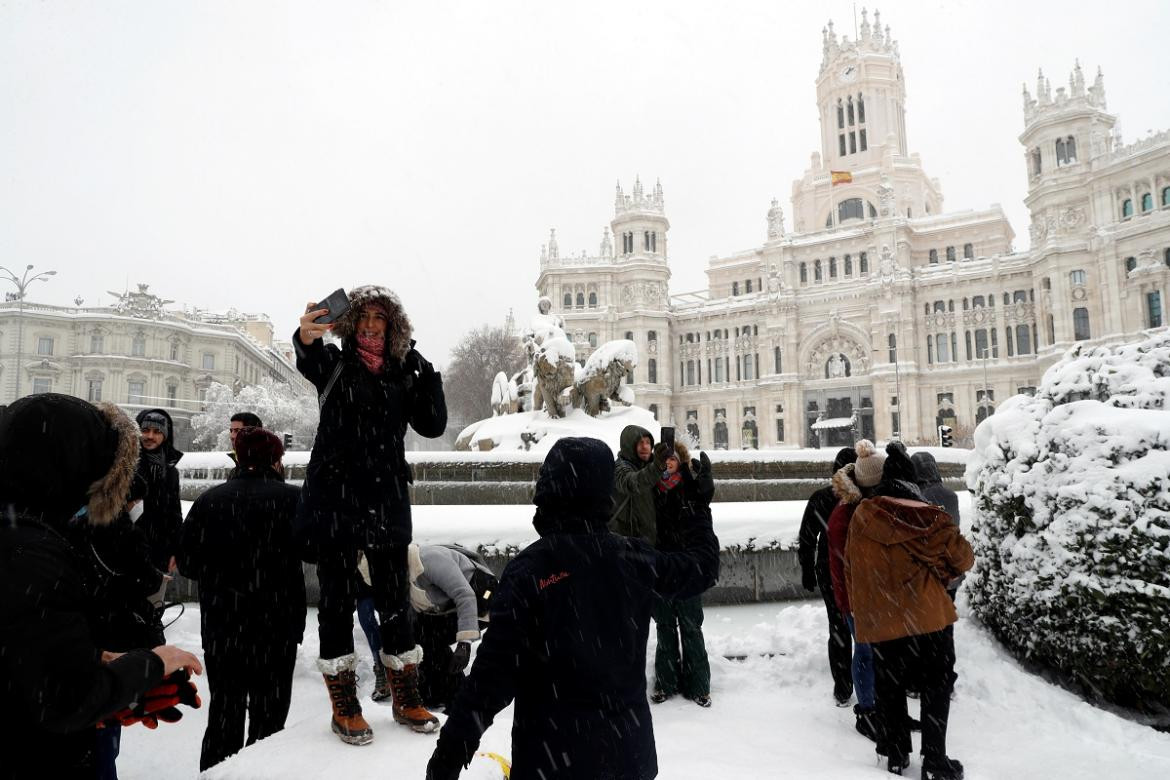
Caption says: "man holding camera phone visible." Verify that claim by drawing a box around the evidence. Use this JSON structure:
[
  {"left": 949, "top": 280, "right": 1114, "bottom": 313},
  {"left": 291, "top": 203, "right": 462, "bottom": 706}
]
[{"left": 292, "top": 285, "right": 447, "bottom": 744}]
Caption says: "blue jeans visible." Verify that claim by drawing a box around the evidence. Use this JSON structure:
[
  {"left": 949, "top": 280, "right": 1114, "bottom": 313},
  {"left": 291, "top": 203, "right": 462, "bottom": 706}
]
[
  {"left": 95, "top": 722, "right": 120, "bottom": 780},
  {"left": 357, "top": 594, "right": 381, "bottom": 661},
  {"left": 845, "top": 614, "right": 875, "bottom": 710}
]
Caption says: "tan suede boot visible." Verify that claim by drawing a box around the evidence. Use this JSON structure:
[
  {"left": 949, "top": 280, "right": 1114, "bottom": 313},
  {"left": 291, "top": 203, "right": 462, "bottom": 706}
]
[
  {"left": 318, "top": 654, "right": 374, "bottom": 745},
  {"left": 381, "top": 646, "right": 439, "bottom": 734}
]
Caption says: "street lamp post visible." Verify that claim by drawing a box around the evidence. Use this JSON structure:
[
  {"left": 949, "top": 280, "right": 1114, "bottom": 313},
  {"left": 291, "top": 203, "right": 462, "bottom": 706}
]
[
  {"left": 979, "top": 347, "right": 992, "bottom": 422},
  {"left": 0, "top": 265, "right": 58, "bottom": 399}
]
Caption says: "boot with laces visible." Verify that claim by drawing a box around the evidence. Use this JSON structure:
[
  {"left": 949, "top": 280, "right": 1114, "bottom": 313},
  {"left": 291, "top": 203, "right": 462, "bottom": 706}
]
[
  {"left": 381, "top": 646, "right": 440, "bottom": 734},
  {"left": 318, "top": 654, "right": 373, "bottom": 746}
]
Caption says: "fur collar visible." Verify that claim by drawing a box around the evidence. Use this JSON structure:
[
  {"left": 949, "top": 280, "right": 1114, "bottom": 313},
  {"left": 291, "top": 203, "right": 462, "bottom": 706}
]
[
  {"left": 331, "top": 285, "right": 413, "bottom": 362},
  {"left": 87, "top": 403, "right": 141, "bottom": 526},
  {"left": 831, "top": 463, "right": 863, "bottom": 505}
]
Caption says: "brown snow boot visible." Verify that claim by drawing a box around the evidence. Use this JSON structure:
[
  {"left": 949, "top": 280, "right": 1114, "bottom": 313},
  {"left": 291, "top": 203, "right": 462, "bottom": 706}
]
[
  {"left": 381, "top": 646, "right": 439, "bottom": 734},
  {"left": 319, "top": 654, "right": 373, "bottom": 745},
  {"left": 371, "top": 660, "right": 393, "bottom": 703}
]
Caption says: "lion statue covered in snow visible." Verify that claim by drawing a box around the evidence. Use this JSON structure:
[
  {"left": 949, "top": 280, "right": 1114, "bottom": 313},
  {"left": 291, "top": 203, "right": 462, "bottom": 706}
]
[
  {"left": 532, "top": 337, "right": 577, "bottom": 419},
  {"left": 571, "top": 339, "right": 637, "bottom": 416}
]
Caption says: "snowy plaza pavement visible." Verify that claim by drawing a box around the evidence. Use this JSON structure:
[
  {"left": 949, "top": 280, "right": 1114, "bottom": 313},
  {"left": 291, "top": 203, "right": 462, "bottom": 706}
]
[{"left": 120, "top": 600, "right": 1170, "bottom": 779}]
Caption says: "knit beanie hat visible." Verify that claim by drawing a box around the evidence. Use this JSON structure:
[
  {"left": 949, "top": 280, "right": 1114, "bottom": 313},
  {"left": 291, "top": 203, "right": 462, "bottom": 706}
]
[
  {"left": 235, "top": 427, "right": 284, "bottom": 470},
  {"left": 852, "top": 439, "right": 886, "bottom": 488}
]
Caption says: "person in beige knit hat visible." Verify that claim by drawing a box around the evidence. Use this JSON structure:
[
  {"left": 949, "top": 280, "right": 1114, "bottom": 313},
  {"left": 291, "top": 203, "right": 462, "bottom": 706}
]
[{"left": 851, "top": 439, "right": 887, "bottom": 488}]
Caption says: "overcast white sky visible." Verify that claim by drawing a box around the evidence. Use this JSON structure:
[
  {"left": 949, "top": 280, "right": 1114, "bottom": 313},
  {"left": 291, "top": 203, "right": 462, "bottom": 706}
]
[{"left": 2, "top": 0, "right": 1169, "bottom": 367}]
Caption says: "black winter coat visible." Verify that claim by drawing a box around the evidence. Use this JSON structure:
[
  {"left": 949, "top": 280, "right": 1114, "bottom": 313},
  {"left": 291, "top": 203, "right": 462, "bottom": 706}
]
[
  {"left": 293, "top": 333, "right": 446, "bottom": 555},
  {"left": 134, "top": 408, "right": 184, "bottom": 571},
  {"left": 433, "top": 502, "right": 720, "bottom": 780},
  {"left": 79, "top": 516, "right": 166, "bottom": 651},
  {"left": 911, "top": 452, "right": 961, "bottom": 525},
  {"left": 652, "top": 456, "right": 716, "bottom": 553},
  {"left": 798, "top": 485, "right": 839, "bottom": 590},
  {"left": 0, "top": 518, "right": 166, "bottom": 779},
  {"left": 177, "top": 470, "right": 307, "bottom": 650}
]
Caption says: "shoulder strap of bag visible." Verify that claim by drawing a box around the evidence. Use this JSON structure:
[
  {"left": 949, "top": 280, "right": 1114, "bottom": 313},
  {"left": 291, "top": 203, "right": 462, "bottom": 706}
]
[{"left": 318, "top": 360, "right": 345, "bottom": 411}]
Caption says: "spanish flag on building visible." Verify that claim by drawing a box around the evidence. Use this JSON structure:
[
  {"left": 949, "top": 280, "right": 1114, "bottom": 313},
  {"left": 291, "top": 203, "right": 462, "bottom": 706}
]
[{"left": 830, "top": 170, "right": 853, "bottom": 186}]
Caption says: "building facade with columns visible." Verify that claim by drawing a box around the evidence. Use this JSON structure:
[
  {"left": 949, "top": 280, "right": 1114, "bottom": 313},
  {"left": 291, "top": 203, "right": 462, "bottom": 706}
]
[
  {"left": 536, "top": 11, "right": 1170, "bottom": 449},
  {"left": 0, "top": 284, "right": 311, "bottom": 448}
]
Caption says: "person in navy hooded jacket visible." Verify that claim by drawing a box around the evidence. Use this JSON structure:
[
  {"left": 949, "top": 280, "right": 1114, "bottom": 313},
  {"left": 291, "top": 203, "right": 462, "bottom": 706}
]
[{"left": 426, "top": 436, "right": 720, "bottom": 780}]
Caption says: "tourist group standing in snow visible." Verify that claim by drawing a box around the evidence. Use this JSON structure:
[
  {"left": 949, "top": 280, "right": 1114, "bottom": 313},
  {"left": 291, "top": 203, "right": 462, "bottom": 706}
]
[
  {"left": 1, "top": 283, "right": 973, "bottom": 780},
  {"left": 800, "top": 441, "right": 973, "bottom": 779}
]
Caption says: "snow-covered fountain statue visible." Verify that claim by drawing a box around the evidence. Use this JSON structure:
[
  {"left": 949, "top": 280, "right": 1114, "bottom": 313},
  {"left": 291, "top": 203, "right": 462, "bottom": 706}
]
[{"left": 455, "top": 296, "right": 652, "bottom": 452}]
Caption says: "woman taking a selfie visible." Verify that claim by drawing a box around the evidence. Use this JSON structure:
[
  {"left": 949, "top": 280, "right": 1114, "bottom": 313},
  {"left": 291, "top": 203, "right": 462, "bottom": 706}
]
[{"left": 293, "top": 285, "right": 447, "bottom": 744}]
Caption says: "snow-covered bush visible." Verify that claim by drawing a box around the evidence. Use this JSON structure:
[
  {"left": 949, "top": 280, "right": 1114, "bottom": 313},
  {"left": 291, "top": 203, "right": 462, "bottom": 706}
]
[{"left": 965, "top": 331, "right": 1170, "bottom": 713}]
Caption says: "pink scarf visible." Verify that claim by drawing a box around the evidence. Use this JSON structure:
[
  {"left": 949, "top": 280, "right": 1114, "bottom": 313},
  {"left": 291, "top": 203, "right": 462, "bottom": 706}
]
[{"left": 356, "top": 332, "right": 384, "bottom": 374}]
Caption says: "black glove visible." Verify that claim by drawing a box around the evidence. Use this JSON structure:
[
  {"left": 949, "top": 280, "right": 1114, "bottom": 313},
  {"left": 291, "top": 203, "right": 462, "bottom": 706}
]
[
  {"left": 425, "top": 754, "right": 462, "bottom": 780},
  {"left": 687, "top": 452, "right": 715, "bottom": 505},
  {"left": 448, "top": 641, "right": 471, "bottom": 674},
  {"left": 427, "top": 738, "right": 472, "bottom": 780},
  {"left": 802, "top": 570, "right": 818, "bottom": 593},
  {"left": 405, "top": 345, "right": 436, "bottom": 378}
]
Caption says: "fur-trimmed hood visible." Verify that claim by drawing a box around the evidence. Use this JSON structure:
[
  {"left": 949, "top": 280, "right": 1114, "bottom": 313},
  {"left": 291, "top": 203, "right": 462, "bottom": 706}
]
[
  {"left": 0, "top": 394, "right": 139, "bottom": 527},
  {"left": 831, "top": 462, "right": 864, "bottom": 505},
  {"left": 330, "top": 285, "right": 414, "bottom": 362}
]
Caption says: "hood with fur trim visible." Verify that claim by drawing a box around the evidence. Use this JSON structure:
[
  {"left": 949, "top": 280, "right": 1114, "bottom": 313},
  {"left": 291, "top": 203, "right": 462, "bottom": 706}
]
[
  {"left": 831, "top": 462, "right": 864, "bottom": 505},
  {"left": 331, "top": 285, "right": 414, "bottom": 362},
  {"left": 0, "top": 395, "right": 139, "bottom": 527}
]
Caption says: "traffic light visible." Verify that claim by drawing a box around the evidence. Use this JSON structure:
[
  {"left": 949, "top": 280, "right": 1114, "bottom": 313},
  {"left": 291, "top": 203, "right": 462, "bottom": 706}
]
[
  {"left": 937, "top": 425, "right": 953, "bottom": 448},
  {"left": 283, "top": 433, "right": 293, "bottom": 448}
]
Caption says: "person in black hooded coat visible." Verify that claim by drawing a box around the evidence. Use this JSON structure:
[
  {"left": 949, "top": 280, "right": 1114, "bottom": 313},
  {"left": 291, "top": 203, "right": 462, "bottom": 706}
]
[
  {"left": 798, "top": 446, "right": 858, "bottom": 705},
  {"left": 425, "top": 437, "right": 720, "bottom": 780},
  {"left": 293, "top": 285, "right": 447, "bottom": 742},
  {"left": 0, "top": 394, "right": 202, "bottom": 780}
]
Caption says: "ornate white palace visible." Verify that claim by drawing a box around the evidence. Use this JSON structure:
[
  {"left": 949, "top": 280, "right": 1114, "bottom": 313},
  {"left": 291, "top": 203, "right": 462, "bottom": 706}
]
[
  {"left": 535, "top": 10, "right": 1170, "bottom": 448},
  {"left": 0, "top": 284, "right": 311, "bottom": 447}
]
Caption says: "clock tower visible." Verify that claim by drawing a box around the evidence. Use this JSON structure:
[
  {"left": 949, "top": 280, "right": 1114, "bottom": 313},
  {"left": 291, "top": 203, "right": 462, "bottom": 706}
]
[
  {"left": 816, "top": 9, "right": 908, "bottom": 168},
  {"left": 789, "top": 10, "right": 942, "bottom": 232}
]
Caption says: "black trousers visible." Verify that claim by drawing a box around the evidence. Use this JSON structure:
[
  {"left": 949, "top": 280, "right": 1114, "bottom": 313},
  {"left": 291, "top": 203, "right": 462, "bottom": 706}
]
[
  {"left": 817, "top": 569, "right": 854, "bottom": 700},
  {"left": 318, "top": 543, "right": 414, "bottom": 660},
  {"left": 416, "top": 612, "right": 465, "bottom": 707},
  {"left": 200, "top": 640, "right": 297, "bottom": 771},
  {"left": 872, "top": 629, "right": 955, "bottom": 762}
]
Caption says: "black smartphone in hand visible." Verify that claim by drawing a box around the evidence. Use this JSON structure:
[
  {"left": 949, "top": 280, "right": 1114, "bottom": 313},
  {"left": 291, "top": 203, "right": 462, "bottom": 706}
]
[
  {"left": 313, "top": 288, "right": 351, "bottom": 324},
  {"left": 661, "top": 426, "right": 675, "bottom": 450}
]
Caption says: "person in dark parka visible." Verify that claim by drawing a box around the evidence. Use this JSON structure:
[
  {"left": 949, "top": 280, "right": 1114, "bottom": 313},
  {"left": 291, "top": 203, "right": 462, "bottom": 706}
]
[
  {"left": 797, "top": 446, "right": 857, "bottom": 705},
  {"left": 426, "top": 437, "right": 720, "bottom": 780},
  {"left": 134, "top": 408, "right": 184, "bottom": 584},
  {"left": 177, "top": 427, "right": 306, "bottom": 771},
  {"left": 910, "top": 452, "right": 960, "bottom": 526},
  {"left": 0, "top": 394, "right": 202, "bottom": 780},
  {"left": 294, "top": 285, "right": 447, "bottom": 742},
  {"left": 610, "top": 424, "right": 668, "bottom": 544},
  {"left": 650, "top": 440, "right": 716, "bottom": 707}
]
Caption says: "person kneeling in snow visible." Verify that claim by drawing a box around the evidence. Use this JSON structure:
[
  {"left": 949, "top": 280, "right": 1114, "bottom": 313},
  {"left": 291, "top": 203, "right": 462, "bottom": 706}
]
[
  {"left": 354, "top": 544, "right": 496, "bottom": 710},
  {"left": 426, "top": 437, "right": 720, "bottom": 780}
]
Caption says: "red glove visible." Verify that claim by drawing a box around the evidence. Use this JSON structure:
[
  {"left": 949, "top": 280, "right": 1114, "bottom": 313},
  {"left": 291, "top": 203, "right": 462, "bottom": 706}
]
[{"left": 106, "top": 669, "right": 201, "bottom": 729}]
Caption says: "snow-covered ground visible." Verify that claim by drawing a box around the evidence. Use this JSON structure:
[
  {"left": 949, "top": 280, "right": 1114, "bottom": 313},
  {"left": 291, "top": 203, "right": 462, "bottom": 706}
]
[{"left": 121, "top": 599, "right": 1170, "bottom": 779}]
